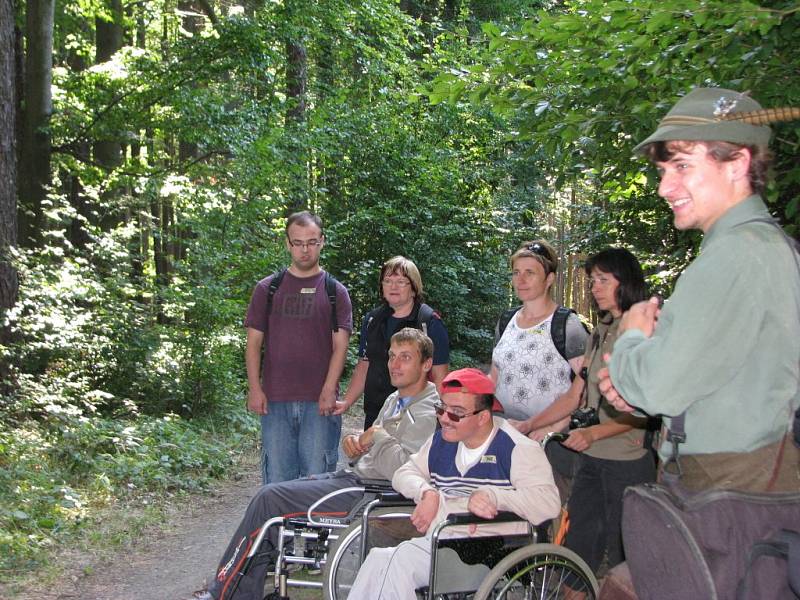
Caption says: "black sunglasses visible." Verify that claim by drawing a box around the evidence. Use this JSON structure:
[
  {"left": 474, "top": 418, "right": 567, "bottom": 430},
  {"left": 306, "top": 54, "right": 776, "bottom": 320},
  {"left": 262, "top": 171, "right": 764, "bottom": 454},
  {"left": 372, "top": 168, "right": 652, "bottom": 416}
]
[
  {"left": 434, "top": 402, "right": 486, "bottom": 423},
  {"left": 525, "top": 243, "right": 549, "bottom": 258},
  {"left": 523, "top": 242, "right": 554, "bottom": 274}
]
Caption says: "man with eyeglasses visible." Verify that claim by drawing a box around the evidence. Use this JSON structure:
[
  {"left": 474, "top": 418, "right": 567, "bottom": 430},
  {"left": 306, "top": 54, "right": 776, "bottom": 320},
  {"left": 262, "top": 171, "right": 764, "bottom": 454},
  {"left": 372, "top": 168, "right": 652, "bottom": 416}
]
[
  {"left": 244, "top": 211, "right": 352, "bottom": 484},
  {"left": 348, "top": 367, "right": 560, "bottom": 599},
  {"left": 196, "top": 328, "right": 439, "bottom": 600}
]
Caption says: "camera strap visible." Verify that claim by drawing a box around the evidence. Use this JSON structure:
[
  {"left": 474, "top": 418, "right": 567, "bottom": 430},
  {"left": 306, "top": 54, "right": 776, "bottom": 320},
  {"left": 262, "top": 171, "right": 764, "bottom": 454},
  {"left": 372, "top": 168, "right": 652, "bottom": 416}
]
[{"left": 577, "top": 324, "right": 605, "bottom": 411}]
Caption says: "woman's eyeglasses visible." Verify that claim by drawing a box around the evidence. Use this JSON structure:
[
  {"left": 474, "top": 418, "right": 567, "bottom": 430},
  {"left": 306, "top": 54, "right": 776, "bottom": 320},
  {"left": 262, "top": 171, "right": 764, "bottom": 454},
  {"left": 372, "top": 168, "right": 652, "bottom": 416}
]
[
  {"left": 382, "top": 278, "right": 411, "bottom": 288},
  {"left": 433, "top": 402, "right": 486, "bottom": 422}
]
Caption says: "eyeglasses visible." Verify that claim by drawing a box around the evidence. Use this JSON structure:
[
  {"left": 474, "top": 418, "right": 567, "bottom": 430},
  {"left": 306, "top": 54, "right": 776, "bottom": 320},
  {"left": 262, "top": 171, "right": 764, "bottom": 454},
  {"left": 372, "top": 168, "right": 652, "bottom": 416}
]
[
  {"left": 289, "top": 239, "right": 322, "bottom": 249},
  {"left": 433, "top": 402, "right": 486, "bottom": 423},
  {"left": 588, "top": 276, "right": 613, "bottom": 288},
  {"left": 382, "top": 278, "right": 411, "bottom": 288}
]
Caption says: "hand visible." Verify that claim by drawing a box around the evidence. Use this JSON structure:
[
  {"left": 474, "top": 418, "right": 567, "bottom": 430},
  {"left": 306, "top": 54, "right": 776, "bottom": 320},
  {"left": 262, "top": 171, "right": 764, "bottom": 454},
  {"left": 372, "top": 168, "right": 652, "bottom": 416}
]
[
  {"left": 411, "top": 490, "right": 440, "bottom": 534},
  {"left": 619, "top": 296, "right": 661, "bottom": 338},
  {"left": 528, "top": 428, "right": 550, "bottom": 442},
  {"left": 564, "top": 428, "right": 595, "bottom": 452},
  {"left": 332, "top": 399, "right": 352, "bottom": 416},
  {"left": 467, "top": 489, "right": 498, "bottom": 534},
  {"left": 508, "top": 418, "right": 532, "bottom": 435},
  {"left": 468, "top": 489, "right": 498, "bottom": 519},
  {"left": 247, "top": 388, "right": 268, "bottom": 415},
  {"left": 598, "top": 360, "right": 635, "bottom": 413},
  {"left": 359, "top": 426, "right": 380, "bottom": 450},
  {"left": 342, "top": 434, "right": 367, "bottom": 459},
  {"left": 318, "top": 386, "right": 337, "bottom": 416}
]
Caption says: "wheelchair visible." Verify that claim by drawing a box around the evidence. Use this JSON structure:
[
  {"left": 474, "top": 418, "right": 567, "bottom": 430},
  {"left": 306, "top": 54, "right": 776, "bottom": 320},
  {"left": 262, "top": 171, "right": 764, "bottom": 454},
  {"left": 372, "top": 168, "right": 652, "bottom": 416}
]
[
  {"left": 324, "top": 431, "right": 597, "bottom": 599},
  {"left": 226, "top": 477, "right": 415, "bottom": 600},
  {"left": 234, "top": 431, "right": 598, "bottom": 600},
  {"left": 350, "top": 507, "right": 598, "bottom": 600}
]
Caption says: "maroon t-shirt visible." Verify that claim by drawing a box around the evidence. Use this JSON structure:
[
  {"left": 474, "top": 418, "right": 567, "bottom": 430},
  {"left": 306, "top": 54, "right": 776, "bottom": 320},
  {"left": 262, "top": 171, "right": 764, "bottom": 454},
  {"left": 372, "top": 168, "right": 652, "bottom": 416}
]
[{"left": 244, "top": 270, "right": 352, "bottom": 402}]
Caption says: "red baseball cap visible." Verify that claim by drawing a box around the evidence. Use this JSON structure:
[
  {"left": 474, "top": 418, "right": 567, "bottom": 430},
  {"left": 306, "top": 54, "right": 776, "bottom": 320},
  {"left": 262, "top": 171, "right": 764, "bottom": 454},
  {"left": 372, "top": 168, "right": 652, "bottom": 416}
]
[{"left": 441, "top": 368, "right": 503, "bottom": 412}]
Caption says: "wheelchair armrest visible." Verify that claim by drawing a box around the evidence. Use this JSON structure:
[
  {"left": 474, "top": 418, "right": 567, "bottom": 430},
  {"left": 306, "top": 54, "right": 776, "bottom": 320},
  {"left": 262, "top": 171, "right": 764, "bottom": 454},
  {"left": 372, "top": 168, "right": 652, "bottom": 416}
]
[
  {"left": 355, "top": 477, "right": 395, "bottom": 492},
  {"left": 442, "top": 511, "right": 527, "bottom": 526}
]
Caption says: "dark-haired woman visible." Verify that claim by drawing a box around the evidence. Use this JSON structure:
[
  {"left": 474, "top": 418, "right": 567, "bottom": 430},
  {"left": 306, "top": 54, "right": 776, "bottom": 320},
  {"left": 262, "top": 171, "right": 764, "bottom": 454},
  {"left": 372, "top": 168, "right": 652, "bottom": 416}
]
[
  {"left": 336, "top": 256, "right": 449, "bottom": 428},
  {"left": 528, "top": 247, "right": 656, "bottom": 576}
]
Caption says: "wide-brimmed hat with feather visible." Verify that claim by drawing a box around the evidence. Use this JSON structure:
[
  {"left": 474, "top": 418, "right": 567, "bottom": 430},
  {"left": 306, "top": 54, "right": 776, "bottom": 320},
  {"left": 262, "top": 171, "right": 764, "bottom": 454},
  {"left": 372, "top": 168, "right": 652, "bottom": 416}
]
[{"left": 634, "top": 87, "right": 799, "bottom": 153}]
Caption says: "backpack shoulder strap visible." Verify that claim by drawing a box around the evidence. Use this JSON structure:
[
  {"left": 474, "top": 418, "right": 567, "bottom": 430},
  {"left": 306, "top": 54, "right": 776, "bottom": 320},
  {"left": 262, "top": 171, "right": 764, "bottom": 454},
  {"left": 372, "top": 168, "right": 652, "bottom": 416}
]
[
  {"left": 265, "top": 268, "right": 287, "bottom": 318},
  {"left": 417, "top": 303, "right": 436, "bottom": 336},
  {"left": 550, "top": 306, "right": 575, "bottom": 362},
  {"left": 494, "top": 306, "right": 522, "bottom": 348},
  {"left": 324, "top": 271, "right": 339, "bottom": 332}
]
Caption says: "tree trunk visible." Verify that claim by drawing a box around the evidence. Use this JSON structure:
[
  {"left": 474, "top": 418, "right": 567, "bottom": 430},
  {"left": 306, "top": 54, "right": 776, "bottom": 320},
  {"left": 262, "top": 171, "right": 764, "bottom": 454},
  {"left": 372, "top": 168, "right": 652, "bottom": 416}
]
[
  {"left": 129, "top": 10, "right": 147, "bottom": 297},
  {"left": 94, "top": 0, "right": 124, "bottom": 230},
  {"left": 95, "top": 0, "right": 123, "bottom": 62},
  {"left": 64, "top": 37, "right": 92, "bottom": 250},
  {"left": 18, "top": 0, "right": 55, "bottom": 247},
  {"left": 315, "top": 34, "right": 339, "bottom": 212},
  {"left": 284, "top": 1, "right": 308, "bottom": 215},
  {"left": 150, "top": 197, "right": 171, "bottom": 324},
  {"left": 178, "top": 0, "right": 202, "bottom": 164},
  {"left": 1, "top": 0, "right": 19, "bottom": 325}
]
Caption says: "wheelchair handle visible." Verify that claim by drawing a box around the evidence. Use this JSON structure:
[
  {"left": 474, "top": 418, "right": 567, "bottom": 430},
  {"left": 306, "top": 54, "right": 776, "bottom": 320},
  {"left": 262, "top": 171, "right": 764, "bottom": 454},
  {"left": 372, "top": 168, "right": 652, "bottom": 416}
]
[{"left": 541, "top": 431, "right": 568, "bottom": 447}]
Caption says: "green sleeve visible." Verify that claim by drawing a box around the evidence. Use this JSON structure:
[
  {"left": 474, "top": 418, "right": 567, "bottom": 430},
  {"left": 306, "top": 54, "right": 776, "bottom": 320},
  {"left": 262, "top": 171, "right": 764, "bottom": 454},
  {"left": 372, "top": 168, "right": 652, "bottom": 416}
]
[{"left": 609, "top": 239, "right": 759, "bottom": 417}]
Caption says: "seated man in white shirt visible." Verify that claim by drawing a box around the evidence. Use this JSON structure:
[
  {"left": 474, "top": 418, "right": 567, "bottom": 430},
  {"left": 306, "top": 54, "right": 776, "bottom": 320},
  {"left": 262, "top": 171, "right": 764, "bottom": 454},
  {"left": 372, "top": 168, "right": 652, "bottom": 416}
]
[{"left": 348, "top": 367, "right": 561, "bottom": 599}]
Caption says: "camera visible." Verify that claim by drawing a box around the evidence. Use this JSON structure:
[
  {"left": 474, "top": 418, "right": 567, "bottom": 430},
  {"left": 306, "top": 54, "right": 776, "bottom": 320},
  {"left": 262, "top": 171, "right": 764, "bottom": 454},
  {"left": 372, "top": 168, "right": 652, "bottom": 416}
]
[{"left": 569, "top": 407, "right": 600, "bottom": 430}]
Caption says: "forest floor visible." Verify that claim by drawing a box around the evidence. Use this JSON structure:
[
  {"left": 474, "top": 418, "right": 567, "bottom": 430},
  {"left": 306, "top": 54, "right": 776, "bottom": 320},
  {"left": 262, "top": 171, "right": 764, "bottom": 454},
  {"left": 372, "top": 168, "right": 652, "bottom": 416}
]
[{"left": 0, "top": 411, "right": 363, "bottom": 600}]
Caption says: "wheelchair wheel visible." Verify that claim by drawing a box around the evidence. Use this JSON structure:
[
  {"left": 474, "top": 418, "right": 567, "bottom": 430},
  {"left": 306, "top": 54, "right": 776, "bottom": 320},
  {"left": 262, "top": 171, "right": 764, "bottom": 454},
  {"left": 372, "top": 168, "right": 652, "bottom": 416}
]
[
  {"left": 323, "top": 507, "right": 414, "bottom": 600},
  {"left": 474, "top": 543, "right": 598, "bottom": 600}
]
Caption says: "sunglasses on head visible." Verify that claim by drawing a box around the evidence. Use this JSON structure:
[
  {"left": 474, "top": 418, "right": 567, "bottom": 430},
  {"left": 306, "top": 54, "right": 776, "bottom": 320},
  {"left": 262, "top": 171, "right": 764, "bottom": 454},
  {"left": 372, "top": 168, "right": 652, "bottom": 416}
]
[
  {"left": 525, "top": 243, "right": 549, "bottom": 258},
  {"left": 433, "top": 401, "right": 486, "bottom": 422}
]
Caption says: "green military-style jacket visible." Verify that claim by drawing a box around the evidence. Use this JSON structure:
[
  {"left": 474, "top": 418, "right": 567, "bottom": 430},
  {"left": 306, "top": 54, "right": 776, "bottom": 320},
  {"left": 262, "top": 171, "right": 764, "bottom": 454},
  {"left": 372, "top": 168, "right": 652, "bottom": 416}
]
[{"left": 610, "top": 195, "right": 800, "bottom": 459}]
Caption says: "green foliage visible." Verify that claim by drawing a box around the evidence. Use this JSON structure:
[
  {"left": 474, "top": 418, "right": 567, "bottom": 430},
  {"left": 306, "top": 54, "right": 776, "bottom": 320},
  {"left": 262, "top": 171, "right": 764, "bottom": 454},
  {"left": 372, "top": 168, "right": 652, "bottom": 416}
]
[
  {"left": 0, "top": 217, "right": 257, "bottom": 572},
  {"left": 8, "top": 0, "right": 800, "bottom": 577},
  {"left": 428, "top": 0, "right": 800, "bottom": 245},
  {"left": 0, "top": 406, "right": 255, "bottom": 572}
]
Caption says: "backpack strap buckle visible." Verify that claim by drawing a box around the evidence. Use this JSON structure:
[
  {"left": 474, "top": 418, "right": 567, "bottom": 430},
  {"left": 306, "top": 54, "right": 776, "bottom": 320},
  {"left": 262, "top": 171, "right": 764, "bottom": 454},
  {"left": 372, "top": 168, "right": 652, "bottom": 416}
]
[{"left": 662, "top": 416, "right": 686, "bottom": 479}]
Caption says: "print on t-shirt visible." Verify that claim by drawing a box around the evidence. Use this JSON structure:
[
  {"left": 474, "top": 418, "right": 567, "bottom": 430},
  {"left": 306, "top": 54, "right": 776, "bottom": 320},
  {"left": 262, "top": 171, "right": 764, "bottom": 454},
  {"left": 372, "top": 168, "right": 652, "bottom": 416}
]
[{"left": 280, "top": 290, "right": 316, "bottom": 319}]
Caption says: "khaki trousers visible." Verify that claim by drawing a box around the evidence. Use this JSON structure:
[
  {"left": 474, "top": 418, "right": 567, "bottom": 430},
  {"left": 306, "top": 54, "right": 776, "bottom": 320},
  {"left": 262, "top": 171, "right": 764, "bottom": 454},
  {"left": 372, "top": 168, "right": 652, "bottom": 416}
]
[{"left": 659, "top": 435, "right": 800, "bottom": 493}]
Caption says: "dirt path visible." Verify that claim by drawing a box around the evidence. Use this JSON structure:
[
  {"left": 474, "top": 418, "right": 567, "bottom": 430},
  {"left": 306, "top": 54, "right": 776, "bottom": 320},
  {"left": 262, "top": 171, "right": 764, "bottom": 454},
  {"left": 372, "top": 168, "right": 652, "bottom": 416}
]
[{"left": 1, "top": 413, "right": 363, "bottom": 600}]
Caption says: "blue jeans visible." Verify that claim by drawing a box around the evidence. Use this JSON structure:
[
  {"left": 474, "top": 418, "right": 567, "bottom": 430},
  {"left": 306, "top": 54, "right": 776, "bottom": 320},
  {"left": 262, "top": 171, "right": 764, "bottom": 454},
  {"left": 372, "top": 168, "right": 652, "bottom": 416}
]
[{"left": 260, "top": 400, "right": 342, "bottom": 484}]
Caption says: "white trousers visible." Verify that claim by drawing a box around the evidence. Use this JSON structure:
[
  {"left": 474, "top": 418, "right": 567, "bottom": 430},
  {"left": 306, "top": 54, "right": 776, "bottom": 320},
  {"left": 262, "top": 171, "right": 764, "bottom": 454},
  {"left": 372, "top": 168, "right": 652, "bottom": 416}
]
[{"left": 347, "top": 536, "right": 431, "bottom": 600}]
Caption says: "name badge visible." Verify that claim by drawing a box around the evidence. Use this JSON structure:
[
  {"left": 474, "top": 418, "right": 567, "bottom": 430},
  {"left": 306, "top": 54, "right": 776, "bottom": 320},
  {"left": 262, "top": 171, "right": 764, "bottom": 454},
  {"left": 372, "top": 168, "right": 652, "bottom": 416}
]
[
  {"left": 480, "top": 455, "right": 497, "bottom": 464},
  {"left": 300, "top": 288, "right": 317, "bottom": 294}
]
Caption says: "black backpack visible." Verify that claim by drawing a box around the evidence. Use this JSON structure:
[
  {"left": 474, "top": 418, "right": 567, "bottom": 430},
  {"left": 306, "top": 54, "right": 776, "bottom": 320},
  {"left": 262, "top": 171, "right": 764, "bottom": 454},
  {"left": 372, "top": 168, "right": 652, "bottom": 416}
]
[
  {"left": 494, "top": 305, "right": 587, "bottom": 362},
  {"left": 264, "top": 268, "right": 340, "bottom": 332},
  {"left": 622, "top": 483, "right": 800, "bottom": 600}
]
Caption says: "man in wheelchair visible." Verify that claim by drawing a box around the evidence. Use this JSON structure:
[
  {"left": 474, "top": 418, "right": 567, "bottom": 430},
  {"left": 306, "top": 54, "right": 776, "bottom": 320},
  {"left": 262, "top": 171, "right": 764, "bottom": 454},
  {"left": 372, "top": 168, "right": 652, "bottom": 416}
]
[
  {"left": 199, "top": 327, "right": 440, "bottom": 600},
  {"left": 348, "top": 367, "right": 561, "bottom": 599}
]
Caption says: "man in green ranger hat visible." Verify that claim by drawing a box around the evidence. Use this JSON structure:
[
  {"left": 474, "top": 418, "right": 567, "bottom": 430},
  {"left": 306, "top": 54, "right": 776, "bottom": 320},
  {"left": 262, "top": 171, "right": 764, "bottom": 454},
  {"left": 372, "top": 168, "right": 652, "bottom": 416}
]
[{"left": 599, "top": 87, "right": 800, "bottom": 492}]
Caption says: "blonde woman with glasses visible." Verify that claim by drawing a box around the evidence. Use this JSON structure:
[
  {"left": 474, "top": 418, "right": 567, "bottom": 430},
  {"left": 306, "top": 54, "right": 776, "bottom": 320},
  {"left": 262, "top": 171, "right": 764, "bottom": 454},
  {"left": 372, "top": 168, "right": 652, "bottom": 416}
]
[{"left": 336, "top": 256, "right": 450, "bottom": 428}]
